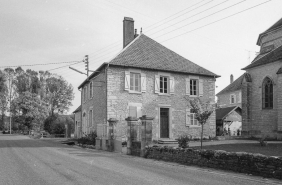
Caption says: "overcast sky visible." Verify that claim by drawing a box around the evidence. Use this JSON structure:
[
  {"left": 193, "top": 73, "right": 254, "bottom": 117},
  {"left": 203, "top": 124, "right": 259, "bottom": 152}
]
[{"left": 0, "top": 0, "right": 281, "bottom": 113}]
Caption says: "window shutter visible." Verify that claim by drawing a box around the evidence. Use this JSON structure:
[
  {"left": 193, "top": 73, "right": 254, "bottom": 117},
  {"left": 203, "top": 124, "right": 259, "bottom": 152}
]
[
  {"left": 186, "top": 78, "right": 190, "bottom": 96},
  {"left": 238, "top": 92, "right": 241, "bottom": 103},
  {"left": 137, "top": 106, "right": 142, "bottom": 118},
  {"left": 141, "top": 73, "right": 146, "bottom": 93},
  {"left": 125, "top": 71, "right": 130, "bottom": 91},
  {"left": 199, "top": 79, "right": 203, "bottom": 97},
  {"left": 129, "top": 106, "right": 137, "bottom": 118},
  {"left": 155, "top": 75, "right": 160, "bottom": 94},
  {"left": 170, "top": 77, "right": 175, "bottom": 94},
  {"left": 185, "top": 109, "right": 191, "bottom": 126}
]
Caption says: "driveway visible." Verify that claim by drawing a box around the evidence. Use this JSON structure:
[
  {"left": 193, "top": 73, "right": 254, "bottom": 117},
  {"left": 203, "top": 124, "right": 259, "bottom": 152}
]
[{"left": 0, "top": 135, "right": 280, "bottom": 185}]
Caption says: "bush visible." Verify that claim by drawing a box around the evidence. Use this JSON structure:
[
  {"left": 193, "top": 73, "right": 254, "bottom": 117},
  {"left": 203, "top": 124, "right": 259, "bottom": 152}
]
[
  {"left": 77, "top": 131, "right": 97, "bottom": 146},
  {"left": 176, "top": 135, "right": 191, "bottom": 148}
]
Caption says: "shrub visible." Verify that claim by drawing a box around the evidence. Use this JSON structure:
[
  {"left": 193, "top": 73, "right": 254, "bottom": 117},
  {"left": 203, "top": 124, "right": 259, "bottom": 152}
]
[
  {"left": 176, "top": 135, "right": 191, "bottom": 148},
  {"left": 77, "top": 131, "right": 97, "bottom": 146},
  {"left": 259, "top": 136, "right": 268, "bottom": 147}
]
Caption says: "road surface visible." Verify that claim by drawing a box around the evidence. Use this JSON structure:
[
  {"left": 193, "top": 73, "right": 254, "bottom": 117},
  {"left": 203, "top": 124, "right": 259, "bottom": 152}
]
[{"left": 0, "top": 135, "right": 280, "bottom": 185}]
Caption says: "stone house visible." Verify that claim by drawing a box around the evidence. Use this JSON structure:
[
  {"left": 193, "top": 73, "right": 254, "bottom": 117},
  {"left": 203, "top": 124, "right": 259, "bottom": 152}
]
[
  {"left": 216, "top": 74, "right": 243, "bottom": 136},
  {"left": 77, "top": 17, "right": 219, "bottom": 150},
  {"left": 241, "top": 17, "right": 282, "bottom": 139},
  {"left": 73, "top": 105, "right": 81, "bottom": 138}
]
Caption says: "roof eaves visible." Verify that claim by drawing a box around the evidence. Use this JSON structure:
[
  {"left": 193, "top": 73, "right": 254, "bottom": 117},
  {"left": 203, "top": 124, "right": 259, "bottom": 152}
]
[{"left": 222, "top": 106, "right": 241, "bottom": 120}]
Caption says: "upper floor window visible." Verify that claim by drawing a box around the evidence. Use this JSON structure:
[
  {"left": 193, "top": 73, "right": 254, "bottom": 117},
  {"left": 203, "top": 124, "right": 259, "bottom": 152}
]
[
  {"left": 83, "top": 87, "right": 87, "bottom": 102},
  {"left": 190, "top": 79, "right": 198, "bottom": 96},
  {"left": 262, "top": 77, "right": 273, "bottom": 109},
  {"left": 90, "top": 82, "right": 93, "bottom": 98},
  {"left": 160, "top": 76, "right": 169, "bottom": 94},
  {"left": 130, "top": 72, "right": 141, "bottom": 92},
  {"left": 230, "top": 94, "right": 236, "bottom": 104}
]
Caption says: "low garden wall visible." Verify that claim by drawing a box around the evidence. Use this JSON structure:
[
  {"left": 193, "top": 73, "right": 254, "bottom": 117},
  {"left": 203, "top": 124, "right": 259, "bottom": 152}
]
[{"left": 145, "top": 146, "right": 282, "bottom": 180}]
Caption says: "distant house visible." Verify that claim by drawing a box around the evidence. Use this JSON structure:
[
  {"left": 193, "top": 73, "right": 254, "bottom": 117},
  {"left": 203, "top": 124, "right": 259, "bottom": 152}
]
[
  {"left": 216, "top": 74, "right": 243, "bottom": 136},
  {"left": 78, "top": 17, "right": 219, "bottom": 151},
  {"left": 216, "top": 106, "right": 242, "bottom": 136},
  {"left": 241, "top": 17, "right": 282, "bottom": 138},
  {"left": 73, "top": 105, "right": 81, "bottom": 138}
]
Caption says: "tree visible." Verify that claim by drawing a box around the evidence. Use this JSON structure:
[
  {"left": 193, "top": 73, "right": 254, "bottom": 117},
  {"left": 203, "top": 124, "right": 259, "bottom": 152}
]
[
  {"left": 189, "top": 98, "right": 215, "bottom": 149},
  {"left": 45, "top": 76, "right": 74, "bottom": 115},
  {"left": 0, "top": 70, "right": 8, "bottom": 130},
  {"left": 12, "top": 92, "right": 49, "bottom": 130}
]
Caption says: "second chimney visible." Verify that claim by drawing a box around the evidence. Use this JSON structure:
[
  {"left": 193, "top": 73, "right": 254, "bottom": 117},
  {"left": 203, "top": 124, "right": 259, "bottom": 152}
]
[
  {"left": 230, "top": 74, "right": 234, "bottom": 84},
  {"left": 123, "top": 17, "right": 134, "bottom": 48}
]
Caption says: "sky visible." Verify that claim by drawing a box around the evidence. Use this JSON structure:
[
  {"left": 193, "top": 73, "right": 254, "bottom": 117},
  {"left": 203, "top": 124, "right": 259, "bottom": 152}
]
[{"left": 0, "top": 0, "right": 282, "bottom": 114}]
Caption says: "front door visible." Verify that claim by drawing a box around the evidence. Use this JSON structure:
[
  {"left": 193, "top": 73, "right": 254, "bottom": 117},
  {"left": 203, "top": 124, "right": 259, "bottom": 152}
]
[{"left": 160, "top": 108, "right": 169, "bottom": 138}]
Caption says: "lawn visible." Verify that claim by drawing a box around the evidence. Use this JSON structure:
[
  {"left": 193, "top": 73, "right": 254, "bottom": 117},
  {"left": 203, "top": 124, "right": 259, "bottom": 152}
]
[{"left": 194, "top": 143, "right": 282, "bottom": 157}]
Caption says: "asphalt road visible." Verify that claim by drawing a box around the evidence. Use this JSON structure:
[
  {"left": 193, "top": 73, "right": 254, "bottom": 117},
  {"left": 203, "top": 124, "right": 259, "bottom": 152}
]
[{"left": 0, "top": 135, "right": 280, "bottom": 185}]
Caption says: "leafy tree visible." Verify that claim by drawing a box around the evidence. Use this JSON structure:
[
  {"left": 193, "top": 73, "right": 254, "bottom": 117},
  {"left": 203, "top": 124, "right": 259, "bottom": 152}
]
[
  {"left": 45, "top": 76, "right": 74, "bottom": 115},
  {"left": 0, "top": 70, "right": 8, "bottom": 129},
  {"left": 189, "top": 98, "right": 215, "bottom": 149},
  {"left": 12, "top": 92, "right": 49, "bottom": 130}
]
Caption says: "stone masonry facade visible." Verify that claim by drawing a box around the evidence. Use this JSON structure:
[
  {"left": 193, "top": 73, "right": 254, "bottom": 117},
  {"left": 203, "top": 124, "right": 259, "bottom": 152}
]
[
  {"left": 217, "top": 90, "right": 241, "bottom": 108},
  {"left": 106, "top": 66, "right": 216, "bottom": 141}
]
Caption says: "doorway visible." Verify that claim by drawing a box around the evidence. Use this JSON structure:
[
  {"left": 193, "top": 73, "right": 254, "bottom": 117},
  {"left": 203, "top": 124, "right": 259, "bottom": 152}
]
[{"left": 160, "top": 108, "right": 169, "bottom": 138}]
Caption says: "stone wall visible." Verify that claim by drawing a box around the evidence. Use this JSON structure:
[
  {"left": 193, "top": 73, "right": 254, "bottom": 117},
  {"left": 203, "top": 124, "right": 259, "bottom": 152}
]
[
  {"left": 107, "top": 66, "right": 216, "bottom": 141},
  {"left": 217, "top": 90, "right": 241, "bottom": 108},
  {"left": 81, "top": 67, "right": 107, "bottom": 136},
  {"left": 74, "top": 111, "right": 81, "bottom": 138},
  {"left": 145, "top": 146, "right": 282, "bottom": 180},
  {"left": 244, "top": 61, "right": 282, "bottom": 137}
]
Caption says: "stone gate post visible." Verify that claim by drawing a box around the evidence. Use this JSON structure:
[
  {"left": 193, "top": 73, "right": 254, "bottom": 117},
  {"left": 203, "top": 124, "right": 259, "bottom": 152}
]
[
  {"left": 140, "top": 115, "right": 154, "bottom": 157},
  {"left": 107, "top": 118, "right": 118, "bottom": 152},
  {"left": 125, "top": 116, "right": 138, "bottom": 155}
]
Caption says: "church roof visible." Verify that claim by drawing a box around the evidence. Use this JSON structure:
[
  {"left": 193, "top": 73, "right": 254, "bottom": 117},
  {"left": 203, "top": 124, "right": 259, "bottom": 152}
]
[
  {"left": 257, "top": 17, "right": 282, "bottom": 45},
  {"left": 242, "top": 44, "right": 282, "bottom": 70}
]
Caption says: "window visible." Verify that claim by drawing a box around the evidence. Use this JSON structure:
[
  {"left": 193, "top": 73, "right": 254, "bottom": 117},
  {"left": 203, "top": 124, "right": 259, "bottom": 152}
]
[
  {"left": 190, "top": 79, "right": 198, "bottom": 96},
  {"left": 128, "top": 103, "right": 142, "bottom": 118},
  {"left": 83, "top": 87, "right": 87, "bottom": 102},
  {"left": 160, "top": 76, "right": 169, "bottom": 94},
  {"left": 130, "top": 72, "right": 141, "bottom": 92},
  {"left": 89, "top": 110, "right": 93, "bottom": 127},
  {"left": 262, "top": 77, "right": 273, "bottom": 109},
  {"left": 230, "top": 94, "right": 236, "bottom": 104},
  {"left": 90, "top": 82, "right": 93, "bottom": 98},
  {"left": 190, "top": 109, "right": 199, "bottom": 126}
]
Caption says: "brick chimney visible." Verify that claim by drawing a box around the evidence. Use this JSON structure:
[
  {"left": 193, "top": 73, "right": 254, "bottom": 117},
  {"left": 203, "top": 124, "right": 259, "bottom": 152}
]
[
  {"left": 123, "top": 17, "right": 134, "bottom": 48},
  {"left": 230, "top": 74, "right": 234, "bottom": 84}
]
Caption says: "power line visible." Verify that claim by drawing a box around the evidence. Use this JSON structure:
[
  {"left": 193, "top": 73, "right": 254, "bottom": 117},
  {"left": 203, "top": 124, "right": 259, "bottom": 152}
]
[
  {"left": 0, "top": 61, "right": 82, "bottom": 68},
  {"left": 146, "top": 0, "right": 214, "bottom": 32},
  {"left": 149, "top": 0, "right": 230, "bottom": 35},
  {"left": 160, "top": 0, "right": 272, "bottom": 43},
  {"left": 47, "top": 61, "right": 83, "bottom": 72},
  {"left": 154, "top": 0, "right": 246, "bottom": 39}
]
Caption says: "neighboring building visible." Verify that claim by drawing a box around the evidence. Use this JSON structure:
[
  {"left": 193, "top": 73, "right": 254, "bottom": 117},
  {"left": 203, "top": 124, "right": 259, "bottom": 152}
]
[
  {"left": 241, "top": 17, "right": 282, "bottom": 138},
  {"left": 216, "top": 74, "right": 243, "bottom": 136},
  {"left": 216, "top": 106, "right": 242, "bottom": 136},
  {"left": 78, "top": 17, "right": 219, "bottom": 150},
  {"left": 216, "top": 74, "right": 243, "bottom": 108},
  {"left": 73, "top": 105, "right": 82, "bottom": 138}
]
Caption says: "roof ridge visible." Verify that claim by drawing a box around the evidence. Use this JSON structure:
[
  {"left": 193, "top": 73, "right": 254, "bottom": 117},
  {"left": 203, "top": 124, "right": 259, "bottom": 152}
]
[{"left": 216, "top": 74, "right": 244, "bottom": 96}]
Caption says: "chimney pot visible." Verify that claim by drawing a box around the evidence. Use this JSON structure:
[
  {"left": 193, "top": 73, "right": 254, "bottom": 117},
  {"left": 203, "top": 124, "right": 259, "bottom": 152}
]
[{"left": 230, "top": 74, "right": 234, "bottom": 84}]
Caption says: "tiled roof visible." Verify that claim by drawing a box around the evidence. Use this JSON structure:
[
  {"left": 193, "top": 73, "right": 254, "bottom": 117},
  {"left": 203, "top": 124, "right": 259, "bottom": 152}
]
[
  {"left": 73, "top": 105, "right": 81, "bottom": 113},
  {"left": 242, "top": 45, "right": 282, "bottom": 70},
  {"left": 264, "top": 18, "right": 282, "bottom": 33},
  {"left": 216, "top": 106, "right": 240, "bottom": 120},
  {"left": 109, "top": 34, "right": 219, "bottom": 77},
  {"left": 216, "top": 74, "right": 244, "bottom": 96}
]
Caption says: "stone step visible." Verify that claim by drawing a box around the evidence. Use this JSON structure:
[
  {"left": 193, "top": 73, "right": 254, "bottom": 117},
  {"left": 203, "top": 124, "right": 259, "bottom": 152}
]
[{"left": 158, "top": 139, "right": 178, "bottom": 144}]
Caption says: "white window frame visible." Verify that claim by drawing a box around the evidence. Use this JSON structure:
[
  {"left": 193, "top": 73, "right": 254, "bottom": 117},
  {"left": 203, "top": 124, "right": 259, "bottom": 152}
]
[
  {"left": 190, "top": 79, "right": 198, "bottom": 96},
  {"left": 130, "top": 72, "right": 141, "bottom": 92},
  {"left": 159, "top": 75, "right": 169, "bottom": 94},
  {"left": 190, "top": 110, "right": 200, "bottom": 127},
  {"left": 230, "top": 94, "right": 236, "bottom": 104},
  {"left": 125, "top": 69, "right": 146, "bottom": 94}
]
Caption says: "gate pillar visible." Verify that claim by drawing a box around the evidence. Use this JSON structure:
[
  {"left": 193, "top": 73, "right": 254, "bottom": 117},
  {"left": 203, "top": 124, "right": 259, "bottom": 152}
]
[
  {"left": 107, "top": 118, "right": 118, "bottom": 152},
  {"left": 140, "top": 115, "right": 154, "bottom": 157},
  {"left": 125, "top": 116, "right": 139, "bottom": 155}
]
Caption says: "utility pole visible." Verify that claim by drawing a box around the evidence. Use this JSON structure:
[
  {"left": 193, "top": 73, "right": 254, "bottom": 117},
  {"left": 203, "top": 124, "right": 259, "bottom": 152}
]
[{"left": 84, "top": 55, "right": 89, "bottom": 77}]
